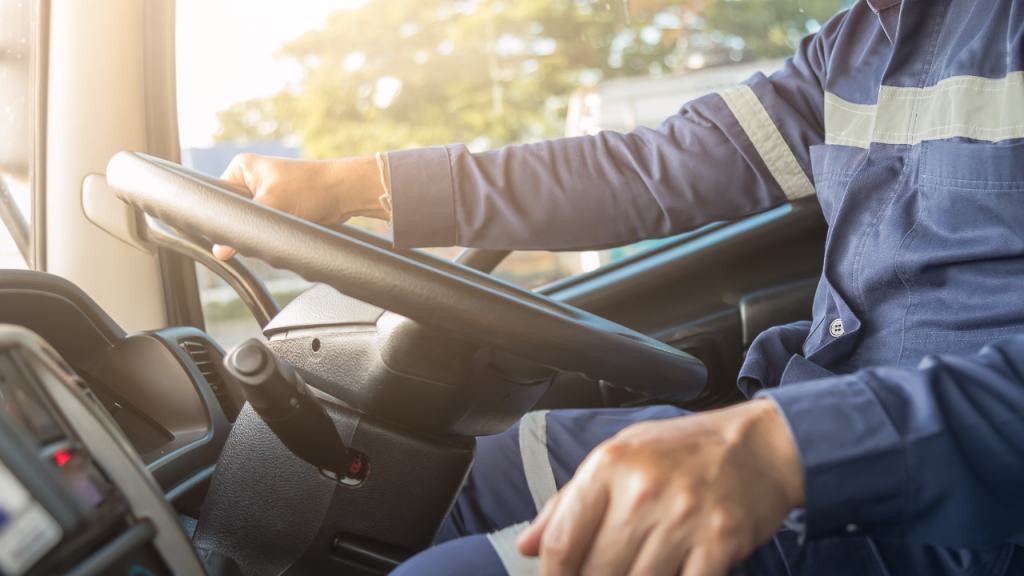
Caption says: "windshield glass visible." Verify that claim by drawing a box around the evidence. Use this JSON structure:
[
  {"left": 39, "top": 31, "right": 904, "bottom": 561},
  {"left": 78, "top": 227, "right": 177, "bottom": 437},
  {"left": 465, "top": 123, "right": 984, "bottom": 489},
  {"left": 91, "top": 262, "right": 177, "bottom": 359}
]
[{"left": 177, "top": 0, "right": 846, "bottom": 346}]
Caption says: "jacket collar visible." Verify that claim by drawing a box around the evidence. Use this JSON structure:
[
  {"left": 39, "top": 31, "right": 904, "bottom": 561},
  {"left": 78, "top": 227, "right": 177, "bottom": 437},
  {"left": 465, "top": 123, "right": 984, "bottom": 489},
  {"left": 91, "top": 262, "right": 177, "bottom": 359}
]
[{"left": 866, "top": 0, "right": 901, "bottom": 44}]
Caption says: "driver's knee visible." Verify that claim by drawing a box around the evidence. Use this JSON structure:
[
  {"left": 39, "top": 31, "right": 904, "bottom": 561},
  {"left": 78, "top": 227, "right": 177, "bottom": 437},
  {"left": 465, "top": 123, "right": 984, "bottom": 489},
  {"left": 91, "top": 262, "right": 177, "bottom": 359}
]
[
  {"left": 439, "top": 419, "right": 536, "bottom": 541},
  {"left": 393, "top": 534, "right": 509, "bottom": 576}
]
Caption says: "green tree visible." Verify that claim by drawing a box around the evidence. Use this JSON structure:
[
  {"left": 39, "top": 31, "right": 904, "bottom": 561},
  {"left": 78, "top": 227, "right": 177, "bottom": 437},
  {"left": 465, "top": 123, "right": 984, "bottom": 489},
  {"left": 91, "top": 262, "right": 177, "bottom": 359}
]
[{"left": 214, "top": 0, "right": 844, "bottom": 159}]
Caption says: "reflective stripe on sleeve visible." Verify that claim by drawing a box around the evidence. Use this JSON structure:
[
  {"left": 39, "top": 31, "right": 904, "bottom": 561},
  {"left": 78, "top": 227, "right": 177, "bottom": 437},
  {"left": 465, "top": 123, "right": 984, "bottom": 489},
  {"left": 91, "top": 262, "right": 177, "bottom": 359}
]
[
  {"left": 518, "top": 410, "right": 559, "bottom": 514},
  {"left": 825, "top": 71, "right": 1024, "bottom": 148},
  {"left": 486, "top": 522, "right": 539, "bottom": 576},
  {"left": 718, "top": 85, "right": 817, "bottom": 201}
]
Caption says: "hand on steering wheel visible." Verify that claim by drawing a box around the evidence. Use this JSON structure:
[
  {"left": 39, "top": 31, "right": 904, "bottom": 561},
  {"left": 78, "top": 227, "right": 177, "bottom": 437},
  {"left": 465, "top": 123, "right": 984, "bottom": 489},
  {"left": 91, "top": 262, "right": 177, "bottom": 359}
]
[
  {"left": 213, "top": 154, "right": 389, "bottom": 260},
  {"left": 108, "top": 151, "right": 706, "bottom": 405}
]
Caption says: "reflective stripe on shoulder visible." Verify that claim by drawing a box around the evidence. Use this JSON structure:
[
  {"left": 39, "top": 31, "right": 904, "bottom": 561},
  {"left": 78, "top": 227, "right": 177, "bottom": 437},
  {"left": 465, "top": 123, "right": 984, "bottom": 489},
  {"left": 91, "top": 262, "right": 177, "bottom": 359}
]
[
  {"left": 518, "top": 410, "right": 558, "bottom": 514},
  {"left": 825, "top": 71, "right": 1024, "bottom": 148},
  {"left": 487, "top": 522, "right": 539, "bottom": 576},
  {"left": 718, "top": 85, "right": 816, "bottom": 201}
]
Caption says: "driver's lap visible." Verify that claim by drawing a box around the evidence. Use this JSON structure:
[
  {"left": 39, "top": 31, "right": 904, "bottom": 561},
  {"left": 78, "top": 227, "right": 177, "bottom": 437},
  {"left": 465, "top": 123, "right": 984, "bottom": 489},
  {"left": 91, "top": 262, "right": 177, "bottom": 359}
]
[{"left": 392, "top": 406, "right": 1024, "bottom": 576}]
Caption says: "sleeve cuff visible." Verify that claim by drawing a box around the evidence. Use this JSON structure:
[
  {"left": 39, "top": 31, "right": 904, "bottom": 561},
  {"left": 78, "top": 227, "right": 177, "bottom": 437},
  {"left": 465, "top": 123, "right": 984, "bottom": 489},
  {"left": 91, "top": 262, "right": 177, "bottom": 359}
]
[
  {"left": 756, "top": 376, "right": 906, "bottom": 539},
  {"left": 386, "top": 146, "right": 457, "bottom": 248}
]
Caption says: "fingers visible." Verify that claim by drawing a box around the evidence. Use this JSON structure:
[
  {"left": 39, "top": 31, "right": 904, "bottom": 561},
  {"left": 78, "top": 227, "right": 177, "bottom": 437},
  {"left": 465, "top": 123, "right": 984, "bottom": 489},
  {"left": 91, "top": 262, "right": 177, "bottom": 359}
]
[
  {"left": 579, "top": 491, "right": 656, "bottom": 576},
  {"left": 517, "top": 492, "right": 561, "bottom": 557},
  {"left": 212, "top": 244, "right": 237, "bottom": 260},
  {"left": 209, "top": 154, "right": 257, "bottom": 259},
  {"left": 620, "top": 531, "right": 685, "bottom": 576},
  {"left": 679, "top": 544, "right": 734, "bottom": 576},
  {"left": 538, "top": 478, "right": 609, "bottom": 576},
  {"left": 219, "top": 154, "right": 254, "bottom": 197}
]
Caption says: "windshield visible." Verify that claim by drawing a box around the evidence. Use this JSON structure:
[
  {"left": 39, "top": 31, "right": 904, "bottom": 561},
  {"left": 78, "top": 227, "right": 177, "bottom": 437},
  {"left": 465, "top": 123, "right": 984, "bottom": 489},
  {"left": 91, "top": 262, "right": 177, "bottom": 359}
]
[{"left": 177, "top": 0, "right": 846, "bottom": 347}]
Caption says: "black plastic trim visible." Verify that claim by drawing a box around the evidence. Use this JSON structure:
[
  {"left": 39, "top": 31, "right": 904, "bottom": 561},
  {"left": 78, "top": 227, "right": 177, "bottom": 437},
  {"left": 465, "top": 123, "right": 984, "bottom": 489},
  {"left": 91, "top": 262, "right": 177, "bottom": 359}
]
[
  {"left": 0, "top": 270, "right": 126, "bottom": 344},
  {"left": 548, "top": 200, "right": 825, "bottom": 315},
  {"left": 62, "top": 520, "right": 156, "bottom": 576},
  {"left": 455, "top": 248, "right": 510, "bottom": 273},
  {"left": 143, "top": 327, "right": 236, "bottom": 491},
  {"left": 160, "top": 250, "right": 206, "bottom": 331},
  {"left": 531, "top": 200, "right": 827, "bottom": 412},
  {"left": 538, "top": 220, "right": 729, "bottom": 296}
]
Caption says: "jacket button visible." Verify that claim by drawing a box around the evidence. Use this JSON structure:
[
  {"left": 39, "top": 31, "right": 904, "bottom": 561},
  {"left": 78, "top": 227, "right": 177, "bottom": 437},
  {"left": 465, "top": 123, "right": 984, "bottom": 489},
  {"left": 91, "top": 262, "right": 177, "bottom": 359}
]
[{"left": 829, "top": 319, "right": 844, "bottom": 338}]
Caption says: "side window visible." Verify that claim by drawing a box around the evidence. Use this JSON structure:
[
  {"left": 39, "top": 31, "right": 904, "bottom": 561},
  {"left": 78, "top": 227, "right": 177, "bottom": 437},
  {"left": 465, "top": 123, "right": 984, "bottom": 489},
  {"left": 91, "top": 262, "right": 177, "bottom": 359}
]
[{"left": 0, "top": 0, "right": 35, "bottom": 270}]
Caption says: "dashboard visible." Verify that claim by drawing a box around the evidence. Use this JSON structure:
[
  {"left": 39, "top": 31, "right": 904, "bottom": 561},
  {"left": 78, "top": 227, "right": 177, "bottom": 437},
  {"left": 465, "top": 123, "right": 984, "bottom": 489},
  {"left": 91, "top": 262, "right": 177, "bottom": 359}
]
[
  {"left": 0, "top": 270, "right": 243, "bottom": 576},
  {"left": 0, "top": 323, "right": 206, "bottom": 576},
  {"left": 0, "top": 270, "right": 240, "bottom": 493}
]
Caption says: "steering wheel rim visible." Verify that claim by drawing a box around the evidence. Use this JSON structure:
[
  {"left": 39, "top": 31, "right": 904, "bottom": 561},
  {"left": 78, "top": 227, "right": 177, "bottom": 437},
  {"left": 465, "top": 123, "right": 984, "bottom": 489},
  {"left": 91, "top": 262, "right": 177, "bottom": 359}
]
[{"left": 107, "top": 152, "right": 706, "bottom": 402}]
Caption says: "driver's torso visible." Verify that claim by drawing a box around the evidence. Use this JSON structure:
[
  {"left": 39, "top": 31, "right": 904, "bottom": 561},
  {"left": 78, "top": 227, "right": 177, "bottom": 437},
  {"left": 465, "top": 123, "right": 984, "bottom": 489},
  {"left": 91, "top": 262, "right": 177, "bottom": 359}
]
[{"left": 742, "top": 0, "right": 1024, "bottom": 391}]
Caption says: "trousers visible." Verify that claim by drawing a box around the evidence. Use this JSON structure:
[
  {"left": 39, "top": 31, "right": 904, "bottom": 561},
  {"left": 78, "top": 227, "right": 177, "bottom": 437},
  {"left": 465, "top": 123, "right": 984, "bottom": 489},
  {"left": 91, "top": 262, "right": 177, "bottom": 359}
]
[{"left": 392, "top": 406, "right": 1024, "bottom": 576}]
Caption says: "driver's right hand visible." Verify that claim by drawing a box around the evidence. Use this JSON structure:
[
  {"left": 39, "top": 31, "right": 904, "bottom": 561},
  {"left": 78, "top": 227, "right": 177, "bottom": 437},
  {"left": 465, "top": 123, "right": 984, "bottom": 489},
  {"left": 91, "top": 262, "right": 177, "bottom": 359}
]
[{"left": 212, "top": 153, "right": 390, "bottom": 260}]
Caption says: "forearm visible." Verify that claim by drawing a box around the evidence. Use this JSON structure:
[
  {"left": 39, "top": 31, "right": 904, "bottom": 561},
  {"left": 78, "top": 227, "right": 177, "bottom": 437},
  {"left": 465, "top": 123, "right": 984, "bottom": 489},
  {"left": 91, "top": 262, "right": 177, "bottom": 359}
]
[
  {"left": 386, "top": 92, "right": 795, "bottom": 250},
  {"left": 384, "top": 23, "right": 841, "bottom": 251}
]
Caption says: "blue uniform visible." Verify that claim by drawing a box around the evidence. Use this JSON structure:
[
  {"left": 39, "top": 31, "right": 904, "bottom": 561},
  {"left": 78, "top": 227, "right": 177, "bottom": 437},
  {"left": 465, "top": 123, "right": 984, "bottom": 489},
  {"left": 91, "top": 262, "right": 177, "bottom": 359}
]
[{"left": 386, "top": 0, "right": 1024, "bottom": 573}]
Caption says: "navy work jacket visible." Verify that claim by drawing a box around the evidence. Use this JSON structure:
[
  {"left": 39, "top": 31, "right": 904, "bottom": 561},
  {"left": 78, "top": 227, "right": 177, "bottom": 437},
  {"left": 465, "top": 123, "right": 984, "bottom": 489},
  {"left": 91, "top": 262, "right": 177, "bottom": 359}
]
[{"left": 386, "top": 0, "right": 1024, "bottom": 560}]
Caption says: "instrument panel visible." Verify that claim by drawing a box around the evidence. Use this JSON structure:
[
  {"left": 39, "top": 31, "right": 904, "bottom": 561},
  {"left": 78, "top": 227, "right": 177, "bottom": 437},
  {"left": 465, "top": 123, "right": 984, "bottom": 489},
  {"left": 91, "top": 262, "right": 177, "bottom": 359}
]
[
  {"left": 0, "top": 270, "right": 240, "bottom": 491},
  {"left": 0, "top": 325, "right": 204, "bottom": 576}
]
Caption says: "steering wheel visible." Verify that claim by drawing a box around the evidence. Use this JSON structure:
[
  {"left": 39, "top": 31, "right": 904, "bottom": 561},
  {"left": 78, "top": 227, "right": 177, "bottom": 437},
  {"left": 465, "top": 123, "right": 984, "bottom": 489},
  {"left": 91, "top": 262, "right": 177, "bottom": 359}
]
[{"left": 106, "top": 152, "right": 706, "bottom": 403}]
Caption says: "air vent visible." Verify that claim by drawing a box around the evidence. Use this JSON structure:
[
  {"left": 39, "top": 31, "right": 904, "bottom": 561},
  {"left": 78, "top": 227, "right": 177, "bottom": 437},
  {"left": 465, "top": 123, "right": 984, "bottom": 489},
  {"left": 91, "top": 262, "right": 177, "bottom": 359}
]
[{"left": 181, "top": 341, "right": 239, "bottom": 422}]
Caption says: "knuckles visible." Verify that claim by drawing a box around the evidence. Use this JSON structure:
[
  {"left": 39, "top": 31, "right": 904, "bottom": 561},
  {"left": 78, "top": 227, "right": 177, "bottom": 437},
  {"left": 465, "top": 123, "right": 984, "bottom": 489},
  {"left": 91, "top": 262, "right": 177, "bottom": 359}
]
[
  {"left": 706, "top": 506, "right": 746, "bottom": 545},
  {"left": 590, "top": 441, "right": 630, "bottom": 466}
]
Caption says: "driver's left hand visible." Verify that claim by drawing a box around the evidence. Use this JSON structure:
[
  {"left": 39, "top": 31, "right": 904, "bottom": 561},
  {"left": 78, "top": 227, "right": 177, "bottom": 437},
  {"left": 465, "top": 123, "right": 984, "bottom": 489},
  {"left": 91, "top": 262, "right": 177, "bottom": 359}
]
[{"left": 516, "top": 399, "right": 804, "bottom": 576}]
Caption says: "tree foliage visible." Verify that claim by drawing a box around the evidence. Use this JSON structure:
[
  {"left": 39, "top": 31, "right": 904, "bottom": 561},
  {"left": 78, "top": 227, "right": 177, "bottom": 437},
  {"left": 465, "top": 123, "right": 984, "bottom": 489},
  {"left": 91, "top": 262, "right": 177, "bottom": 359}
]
[{"left": 215, "top": 0, "right": 845, "bottom": 159}]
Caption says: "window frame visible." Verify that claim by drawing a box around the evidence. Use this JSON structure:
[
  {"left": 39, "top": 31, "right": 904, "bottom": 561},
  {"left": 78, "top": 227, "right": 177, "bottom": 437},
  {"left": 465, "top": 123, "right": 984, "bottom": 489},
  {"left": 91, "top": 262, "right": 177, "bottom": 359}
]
[{"left": 0, "top": 0, "right": 47, "bottom": 270}]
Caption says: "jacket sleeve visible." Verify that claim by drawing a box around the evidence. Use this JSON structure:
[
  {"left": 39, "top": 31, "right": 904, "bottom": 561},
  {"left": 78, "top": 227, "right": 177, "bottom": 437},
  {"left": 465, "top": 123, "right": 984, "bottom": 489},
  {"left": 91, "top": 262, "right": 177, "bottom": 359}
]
[
  {"left": 385, "top": 12, "right": 850, "bottom": 250},
  {"left": 757, "top": 334, "right": 1024, "bottom": 548}
]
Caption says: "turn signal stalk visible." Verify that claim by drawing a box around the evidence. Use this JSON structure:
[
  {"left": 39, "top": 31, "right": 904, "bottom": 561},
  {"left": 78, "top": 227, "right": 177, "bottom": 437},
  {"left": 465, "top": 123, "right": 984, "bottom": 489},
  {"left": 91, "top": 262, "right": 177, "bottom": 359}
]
[{"left": 223, "top": 338, "right": 367, "bottom": 482}]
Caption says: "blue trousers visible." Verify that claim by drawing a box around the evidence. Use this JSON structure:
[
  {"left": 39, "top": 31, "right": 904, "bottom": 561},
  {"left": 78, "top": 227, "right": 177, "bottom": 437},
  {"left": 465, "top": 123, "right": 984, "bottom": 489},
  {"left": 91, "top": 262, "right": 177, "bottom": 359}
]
[{"left": 393, "top": 407, "right": 1024, "bottom": 576}]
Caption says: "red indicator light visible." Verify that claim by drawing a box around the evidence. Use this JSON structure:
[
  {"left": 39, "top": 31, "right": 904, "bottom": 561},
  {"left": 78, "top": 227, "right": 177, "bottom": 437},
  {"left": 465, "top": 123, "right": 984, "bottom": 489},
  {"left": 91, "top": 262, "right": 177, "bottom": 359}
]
[
  {"left": 349, "top": 461, "right": 362, "bottom": 474},
  {"left": 53, "top": 450, "right": 72, "bottom": 467}
]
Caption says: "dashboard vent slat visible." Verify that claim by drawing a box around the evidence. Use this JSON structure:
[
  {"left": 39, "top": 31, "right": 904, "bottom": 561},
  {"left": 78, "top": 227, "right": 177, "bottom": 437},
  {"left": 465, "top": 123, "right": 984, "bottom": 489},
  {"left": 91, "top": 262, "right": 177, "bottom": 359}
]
[{"left": 181, "top": 341, "right": 237, "bottom": 421}]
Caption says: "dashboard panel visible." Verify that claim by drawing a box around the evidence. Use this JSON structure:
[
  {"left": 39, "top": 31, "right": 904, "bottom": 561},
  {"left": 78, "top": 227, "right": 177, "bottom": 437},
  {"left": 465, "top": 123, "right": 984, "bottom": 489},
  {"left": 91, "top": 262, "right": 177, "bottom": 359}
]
[
  {"left": 0, "top": 324, "right": 205, "bottom": 576},
  {"left": 0, "top": 270, "right": 239, "bottom": 492}
]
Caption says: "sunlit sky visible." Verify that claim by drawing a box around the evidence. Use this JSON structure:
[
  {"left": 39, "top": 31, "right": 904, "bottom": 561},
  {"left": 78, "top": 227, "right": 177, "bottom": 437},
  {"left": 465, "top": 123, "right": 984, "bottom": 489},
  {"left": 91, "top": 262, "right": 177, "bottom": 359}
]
[{"left": 176, "top": 0, "right": 369, "bottom": 149}]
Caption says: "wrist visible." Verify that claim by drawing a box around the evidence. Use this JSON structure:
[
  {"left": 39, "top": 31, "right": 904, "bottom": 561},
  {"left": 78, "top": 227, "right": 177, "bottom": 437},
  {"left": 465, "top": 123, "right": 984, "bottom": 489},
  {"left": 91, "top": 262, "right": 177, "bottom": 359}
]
[
  {"left": 728, "top": 399, "right": 806, "bottom": 510},
  {"left": 323, "top": 156, "right": 391, "bottom": 222}
]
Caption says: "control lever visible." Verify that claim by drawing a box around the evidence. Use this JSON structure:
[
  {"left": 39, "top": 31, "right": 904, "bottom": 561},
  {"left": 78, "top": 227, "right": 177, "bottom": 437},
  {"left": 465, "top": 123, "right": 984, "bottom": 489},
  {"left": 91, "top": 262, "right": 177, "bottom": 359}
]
[{"left": 223, "top": 339, "right": 368, "bottom": 483}]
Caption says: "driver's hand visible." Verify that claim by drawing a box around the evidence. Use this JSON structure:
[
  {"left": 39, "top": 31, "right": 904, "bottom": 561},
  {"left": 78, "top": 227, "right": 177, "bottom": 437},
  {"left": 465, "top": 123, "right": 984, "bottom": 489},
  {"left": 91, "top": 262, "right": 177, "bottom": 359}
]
[
  {"left": 212, "top": 154, "right": 390, "bottom": 259},
  {"left": 516, "top": 399, "right": 804, "bottom": 576}
]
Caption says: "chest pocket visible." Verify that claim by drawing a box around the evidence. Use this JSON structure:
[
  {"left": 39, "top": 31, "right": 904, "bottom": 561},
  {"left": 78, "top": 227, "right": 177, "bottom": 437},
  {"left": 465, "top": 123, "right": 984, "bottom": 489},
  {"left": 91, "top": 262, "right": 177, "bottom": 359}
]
[
  {"left": 810, "top": 144, "right": 868, "bottom": 224},
  {"left": 898, "top": 140, "right": 1024, "bottom": 362}
]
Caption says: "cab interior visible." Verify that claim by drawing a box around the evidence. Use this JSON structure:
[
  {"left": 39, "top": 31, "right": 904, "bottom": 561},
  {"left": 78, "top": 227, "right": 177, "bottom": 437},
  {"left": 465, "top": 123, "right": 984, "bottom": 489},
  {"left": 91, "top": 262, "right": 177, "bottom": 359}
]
[{"left": 0, "top": 1, "right": 835, "bottom": 575}]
